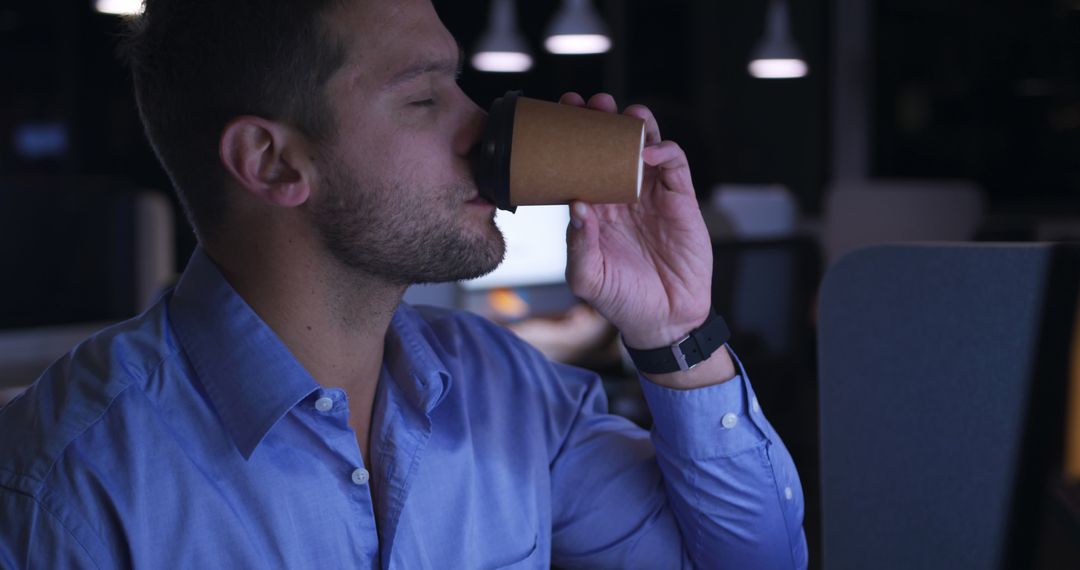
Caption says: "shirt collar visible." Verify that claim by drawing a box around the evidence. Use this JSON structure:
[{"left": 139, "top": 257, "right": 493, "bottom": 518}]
[
  {"left": 383, "top": 304, "right": 452, "bottom": 416},
  {"left": 169, "top": 248, "right": 319, "bottom": 460}
]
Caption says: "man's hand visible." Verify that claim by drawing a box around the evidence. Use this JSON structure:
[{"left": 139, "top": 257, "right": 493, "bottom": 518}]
[{"left": 560, "top": 92, "right": 736, "bottom": 389}]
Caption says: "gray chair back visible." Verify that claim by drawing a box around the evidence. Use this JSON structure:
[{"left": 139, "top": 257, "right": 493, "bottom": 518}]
[{"left": 818, "top": 243, "right": 1080, "bottom": 569}]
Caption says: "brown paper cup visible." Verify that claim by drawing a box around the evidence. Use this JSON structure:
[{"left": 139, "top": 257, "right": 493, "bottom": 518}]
[{"left": 475, "top": 91, "right": 645, "bottom": 212}]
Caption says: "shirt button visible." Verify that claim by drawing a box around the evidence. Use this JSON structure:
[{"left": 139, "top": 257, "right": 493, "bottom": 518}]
[
  {"left": 752, "top": 397, "right": 761, "bottom": 413},
  {"left": 784, "top": 486, "right": 794, "bottom": 500},
  {"left": 315, "top": 397, "right": 334, "bottom": 412},
  {"left": 351, "top": 468, "right": 370, "bottom": 485},
  {"left": 721, "top": 413, "right": 738, "bottom": 429}
]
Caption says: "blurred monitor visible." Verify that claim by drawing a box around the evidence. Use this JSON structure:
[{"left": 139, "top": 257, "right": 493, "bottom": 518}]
[
  {"left": 462, "top": 205, "right": 571, "bottom": 290},
  {"left": 460, "top": 205, "right": 578, "bottom": 321}
]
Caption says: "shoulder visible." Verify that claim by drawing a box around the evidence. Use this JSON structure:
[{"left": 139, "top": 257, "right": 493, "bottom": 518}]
[{"left": 0, "top": 297, "right": 180, "bottom": 497}]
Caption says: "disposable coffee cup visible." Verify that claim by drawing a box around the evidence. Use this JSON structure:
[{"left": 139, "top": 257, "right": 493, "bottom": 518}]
[{"left": 474, "top": 91, "right": 646, "bottom": 213}]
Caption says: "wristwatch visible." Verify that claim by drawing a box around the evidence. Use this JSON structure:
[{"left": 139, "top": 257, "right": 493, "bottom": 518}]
[{"left": 623, "top": 307, "right": 730, "bottom": 374}]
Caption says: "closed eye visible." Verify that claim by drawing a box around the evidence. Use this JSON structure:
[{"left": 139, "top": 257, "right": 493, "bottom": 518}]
[{"left": 411, "top": 98, "right": 436, "bottom": 107}]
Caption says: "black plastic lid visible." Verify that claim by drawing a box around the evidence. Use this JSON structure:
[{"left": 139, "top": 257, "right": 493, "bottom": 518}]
[{"left": 474, "top": 90, "right": 521, "bottom": 213}]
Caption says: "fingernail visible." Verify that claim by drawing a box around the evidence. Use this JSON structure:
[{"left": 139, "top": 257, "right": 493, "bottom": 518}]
[{"left": 570, "top": 202, "right": 586, "bottom": 229}]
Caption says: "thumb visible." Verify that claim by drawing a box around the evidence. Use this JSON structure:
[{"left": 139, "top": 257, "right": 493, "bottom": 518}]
[{"left": 565, "top": 201, "right": 601, "bottom": 300}]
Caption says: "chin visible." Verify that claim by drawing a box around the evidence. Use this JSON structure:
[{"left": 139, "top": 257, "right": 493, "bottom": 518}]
[{"left": 462, "top": 227, "right": 507, "bottom": 279}]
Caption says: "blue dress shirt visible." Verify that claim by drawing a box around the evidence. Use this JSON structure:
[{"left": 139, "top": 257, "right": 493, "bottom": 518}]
[{"left": 0, "top": 248, "right": 807, "bottom": 569}]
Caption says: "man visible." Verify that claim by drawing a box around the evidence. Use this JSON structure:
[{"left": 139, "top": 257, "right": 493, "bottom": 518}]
[{"left": 0, "top": 0, "right": 808, "bottom": 567}]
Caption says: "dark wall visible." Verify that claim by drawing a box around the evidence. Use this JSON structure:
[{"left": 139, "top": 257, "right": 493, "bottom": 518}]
[
  {"left": 0, "top": 4, "right": 164, "bottom": 187},
  {"left": 1, "top": 0, "right": 829, "bottom": 245},
  {"left": 1, "top": 0, "right": 1078, "bottom": 327},
  {"left": 873, "top": 0, "right": 1080, "bottom": 213}
]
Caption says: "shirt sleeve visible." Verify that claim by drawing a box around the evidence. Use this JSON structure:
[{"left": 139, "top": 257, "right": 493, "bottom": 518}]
[
  {"left": 0, "top": 488, "right": 110, "bottom": 569},
  {"left": 546, "top": 359, "right": 693, "bottom": 569},
  {"left": 639, "top": 347, "right": 809, "bottom": 569},
  {"left": 547, "top": 347, "right": 807, "bottom": 570}
]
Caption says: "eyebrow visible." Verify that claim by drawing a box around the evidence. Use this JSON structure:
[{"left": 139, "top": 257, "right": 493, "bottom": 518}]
[{"left": 383, "top": 45, "right": 465, "bottom": 90}]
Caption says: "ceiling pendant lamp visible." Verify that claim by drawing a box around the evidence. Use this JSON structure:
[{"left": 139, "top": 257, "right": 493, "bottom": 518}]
[
  {"left": 544, "top": 0, "right": 612, "bottom": 55},
  {"left": 94, "top": 0, "right": 144, "bottom": 15},
  {"left": 472, "top": 0, "right": 534, "bottom": 73},
  {"left": 748, "top": 0, "right": 809, "bottom": 79}
]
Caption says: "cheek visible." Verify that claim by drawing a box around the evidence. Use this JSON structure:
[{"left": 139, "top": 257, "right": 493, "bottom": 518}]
[
  {"left": 338, "top": 118, "right": 463, "bottom": 190},
  {"left": 324, "top": 131, "right": 403, "bottom": 189},
  {"left": 395, "top": 138, "right": 459, "bottom": 182}
]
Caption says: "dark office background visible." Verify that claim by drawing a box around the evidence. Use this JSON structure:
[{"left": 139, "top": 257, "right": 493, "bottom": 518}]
[
  {"left": 3, "top": 0, "right": 1078, "bottom": 246},
  {"left": 1, "top": 1, "right": 1079, "bottom": 568}
]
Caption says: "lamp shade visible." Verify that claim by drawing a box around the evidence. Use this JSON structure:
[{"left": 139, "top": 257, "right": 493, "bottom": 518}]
[
  {"left": 748, "top": 0, "right": 808, "bottom": 79},
  {"left": 472, "top": 0, "right": 533, "bottom": 73},
  {"left": 544, "top": 0, "right": 611, "bottom": 55},
  {"left": 94, "top": 0, "right": 144, "bottom": 15}
]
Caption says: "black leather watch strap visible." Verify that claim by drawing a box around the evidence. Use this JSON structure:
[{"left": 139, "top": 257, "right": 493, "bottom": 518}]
[{"left": 623, "top": 308, "right": 731, "bottom": 374}]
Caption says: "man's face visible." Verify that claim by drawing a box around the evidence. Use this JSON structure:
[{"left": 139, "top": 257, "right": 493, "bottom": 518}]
[{"left": 307, "top": 0, "right": 504, "bottom": 286}]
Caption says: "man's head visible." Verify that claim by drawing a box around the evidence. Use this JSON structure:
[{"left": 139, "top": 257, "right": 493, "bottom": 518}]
[
  {"left": 124, "top": 0, "right": 505, "bottom": 285},
  {"left": 123, "top": 0, "right": 348, "bottom": 242}
]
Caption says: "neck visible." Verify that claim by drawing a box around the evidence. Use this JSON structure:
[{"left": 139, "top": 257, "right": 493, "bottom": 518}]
[{"left": 206, "top": 226, "right": 406, "bottom": 394}]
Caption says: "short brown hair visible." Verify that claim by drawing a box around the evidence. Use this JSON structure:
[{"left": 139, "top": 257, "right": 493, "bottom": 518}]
[{"left": 121, "top": 0, "right": 348, "bottom": 242}]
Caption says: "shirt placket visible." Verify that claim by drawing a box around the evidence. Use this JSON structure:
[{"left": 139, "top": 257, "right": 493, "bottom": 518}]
[
  {"left": 310, "top": 388, "right": 381, "bottom": 567},
  {"left": 368, "top": 367, "right": 435, "bottom": 570}
]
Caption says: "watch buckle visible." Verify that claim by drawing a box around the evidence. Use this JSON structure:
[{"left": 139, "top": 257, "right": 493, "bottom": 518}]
[{"left": 671, "top": 335, "right": 693, "bottom": 371}]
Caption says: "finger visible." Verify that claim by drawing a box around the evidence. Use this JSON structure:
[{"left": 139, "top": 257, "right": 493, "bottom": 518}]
[
  {"left": 559, "top": 92, "right": 586, "bottom": 107},
  {"left": 623, "top": 104, "right": 662, "bottom": 145},
  {"left": 586, "top": 93, "right": 618, "bottom": 113},
  {"left": 643, "top": 140, "right": 689, "bottom": 169},
  {"left": 642, "top": 141, "right": 695, "bottom": 196},
  {"left": 565, "top": 201, "right": 602, "bottom": 300}
]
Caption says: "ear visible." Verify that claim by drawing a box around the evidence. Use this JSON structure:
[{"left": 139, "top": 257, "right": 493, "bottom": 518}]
[{"left": 219, "top": 116, "right": 314, "bottom": 208}]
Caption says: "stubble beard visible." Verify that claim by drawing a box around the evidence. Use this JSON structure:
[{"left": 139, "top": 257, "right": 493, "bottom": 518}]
[{"left": 308, "top": 159, "right": 506, "bottom": 287}]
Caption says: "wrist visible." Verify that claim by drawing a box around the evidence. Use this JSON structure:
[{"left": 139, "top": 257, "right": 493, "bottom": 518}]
[
  {"left": 621, "top": 310, "right": 712, "bottom": 350},
  {"left": 622, "top": 307, "right": 731, "bottom": 379},
  {"left": 641, "top": 346, "right": 737, "bottom": 389}
]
